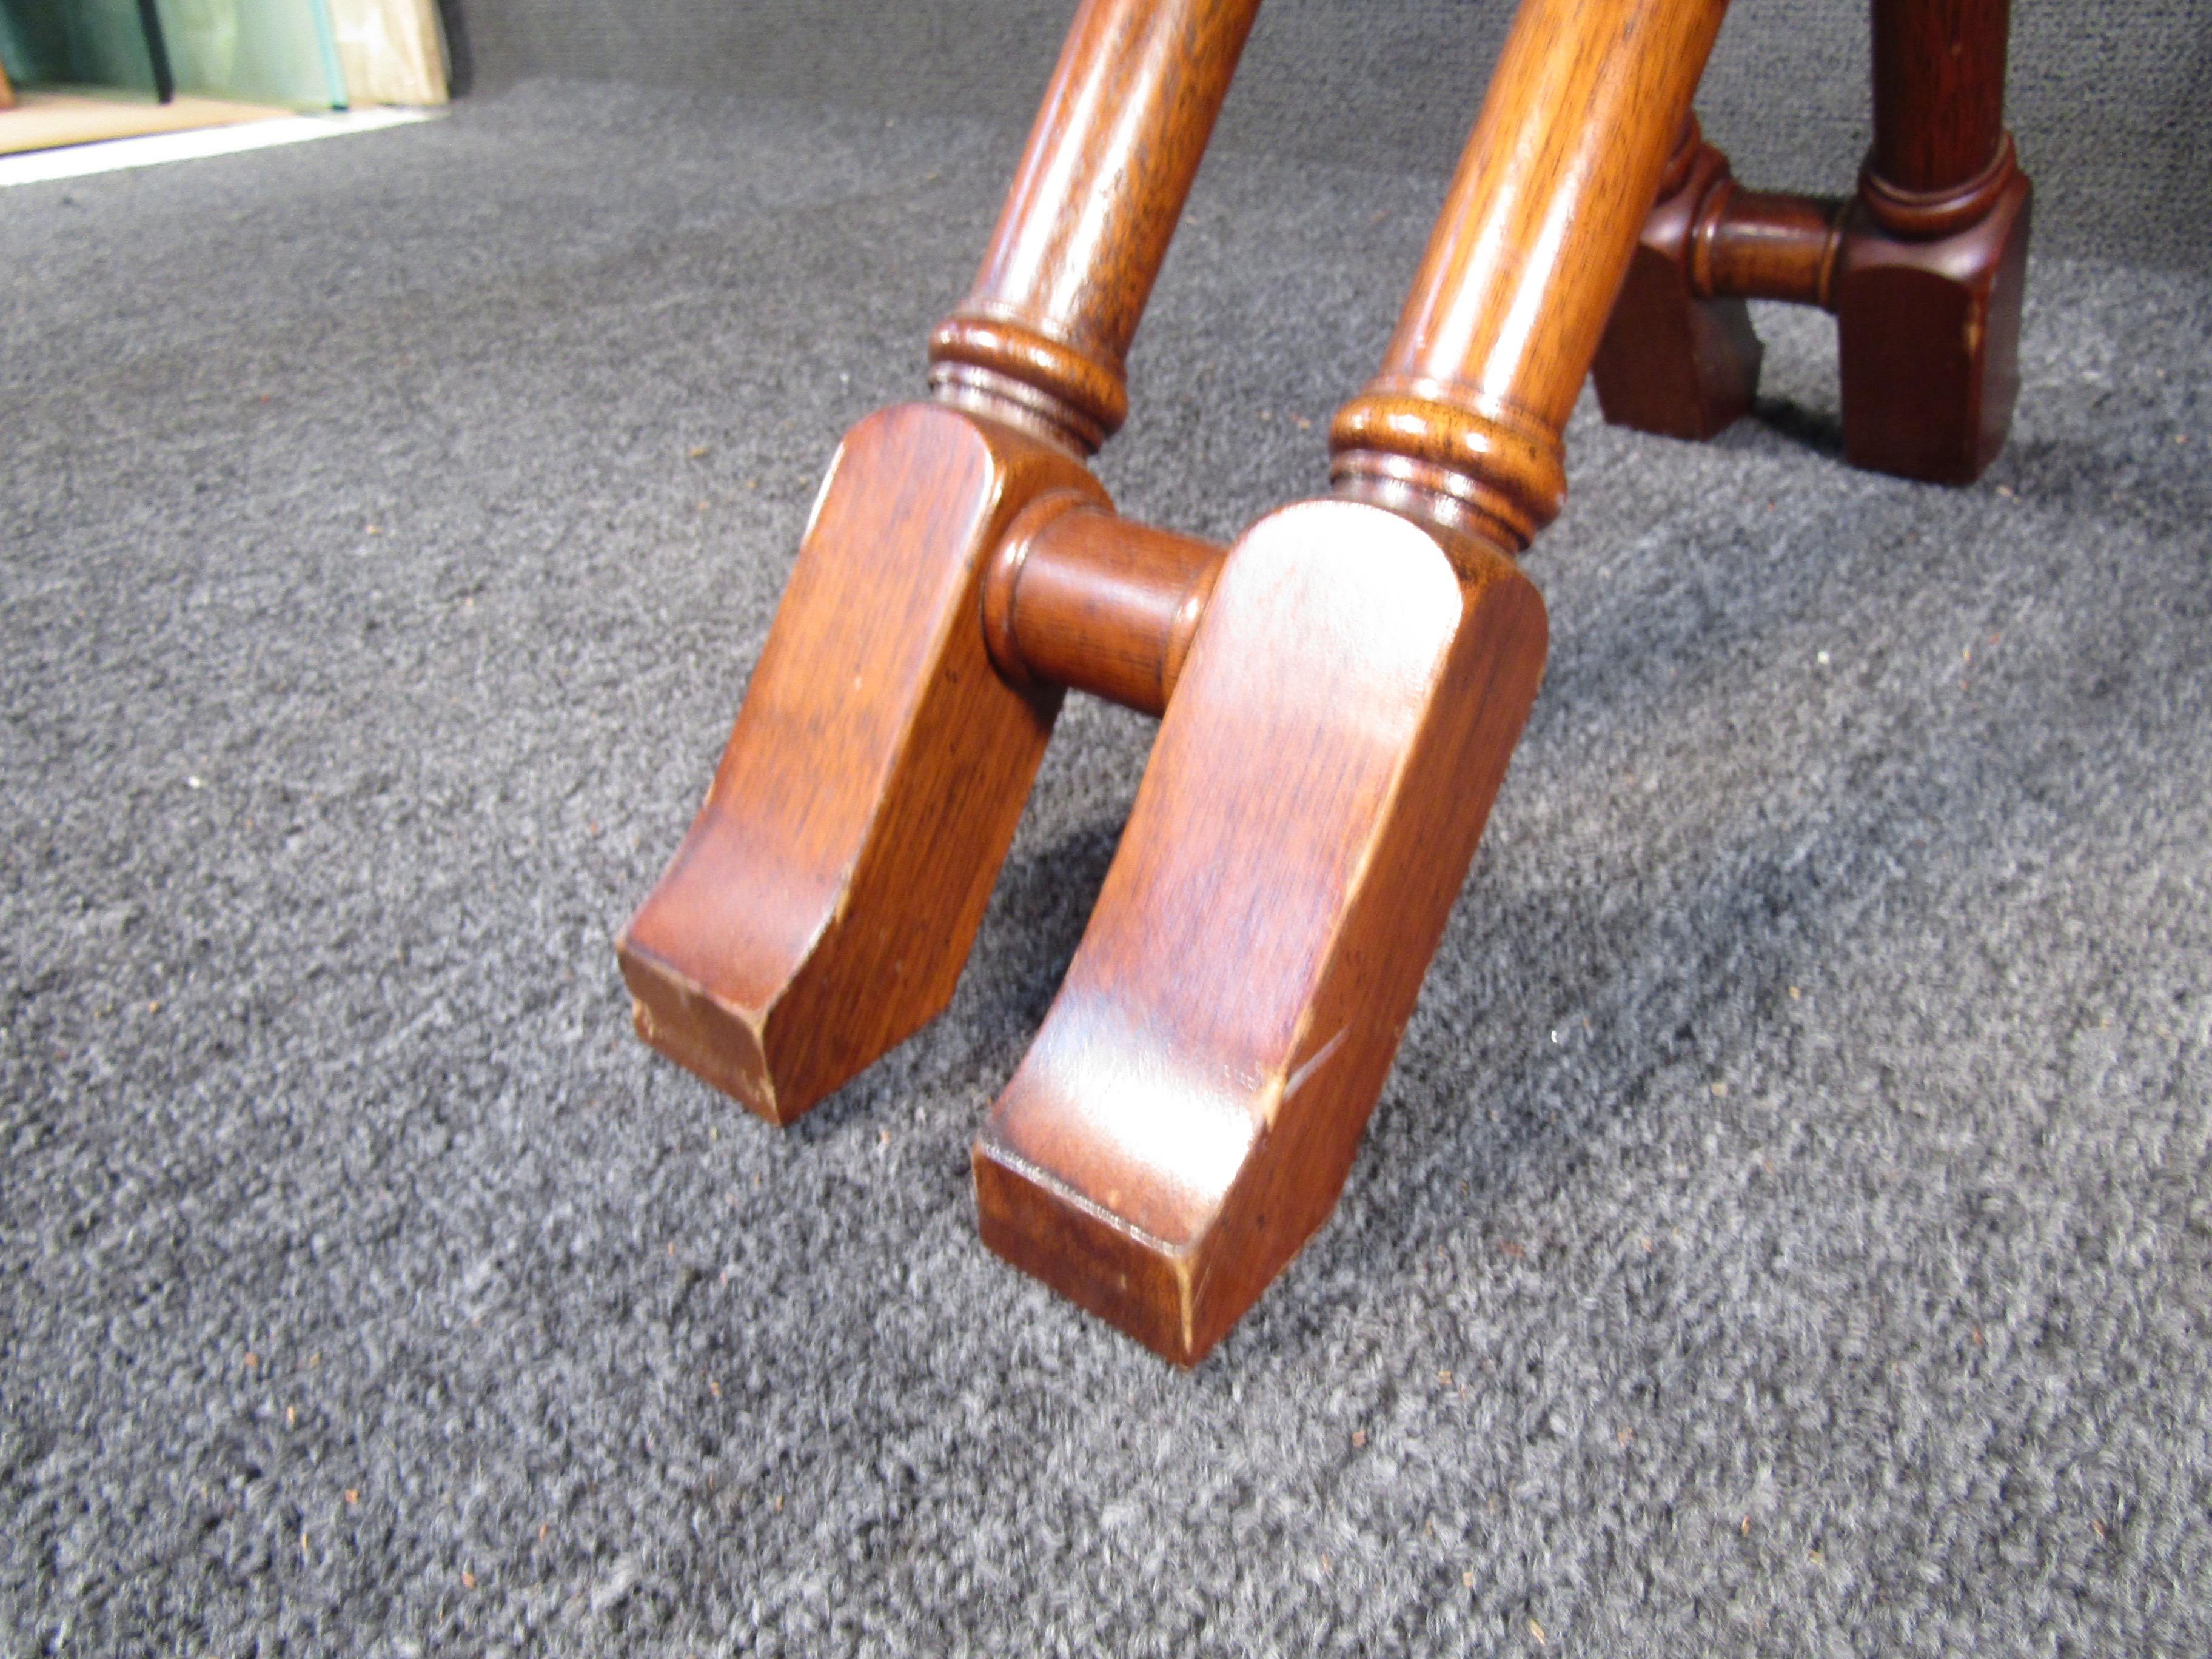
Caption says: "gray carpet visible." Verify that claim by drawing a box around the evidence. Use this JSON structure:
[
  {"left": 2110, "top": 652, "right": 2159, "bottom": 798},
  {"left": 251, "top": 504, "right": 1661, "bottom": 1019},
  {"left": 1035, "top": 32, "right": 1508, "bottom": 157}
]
[
  {"left": 4, "top": 80, "right": 2210, "bottom": 1654},
  {"left": 444, "top": 0, "right": 2212, "bottom": 272}
]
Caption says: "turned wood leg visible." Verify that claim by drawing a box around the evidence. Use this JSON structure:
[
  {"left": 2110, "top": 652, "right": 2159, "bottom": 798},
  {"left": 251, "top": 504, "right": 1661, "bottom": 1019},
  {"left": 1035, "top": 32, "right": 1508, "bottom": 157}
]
[
  {"left": 1837, "top": 0, "right": 2030, "bottom": 483},
  {"left": 976, "top": 508, "right": 1547, "bottom": 1363},
  {"left": 620, "top": 406, "right": 1098, "bottom": 1121},
  {"left": 618, "top": 0, "right": 1262, "bottom": 1122},
  {"left": 1591, "top": 117, "right": 1766, "bottom": 441},
  {"left": 1599, "top": 0, "right": 2029, "bottom": 483},
  {"left": 976, "top": 0, "right": 1729, "bottom": 1364}
]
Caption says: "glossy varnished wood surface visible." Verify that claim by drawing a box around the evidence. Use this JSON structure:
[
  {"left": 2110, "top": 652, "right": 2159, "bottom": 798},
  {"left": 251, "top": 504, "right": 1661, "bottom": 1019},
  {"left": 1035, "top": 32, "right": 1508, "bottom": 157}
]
[
  {"left": 1590, "top": 119, "right": 1766, "bottom": 441},
  {"left": 1841, "top": 0, "right": 2028, "bottom": 480},
  {"left": 975, "top": 0, "right": 1737, "bottom": 1362},
  {"left": 1869, "top": 0, "right": 2010, "bottom": 196},
  {"left": 984, "top": 502, "right": 1224, "bottom": 717},
  {"left": 622, "top": 0, "right": 1263, "bottom": 1120},
  {"left": 1599, "top": 1, "right": 2030, "bottom": 483},
  {"left": 928, "top": 0, "right": 1264, "bottom": 454},
  {"left": 1330, "top": 0, "right": 1730, "bottom": 550},
  {"left": 625, "top": 0, "right": 2040, "bottom": 1360},
  {"left": 976, "top": 503, "right": 1546, "bottom": 1364},
  {"left": 618, "top": 404, "right": 1102, "bottom": 1122},
  {"left": 1836, "top": 169, "right": 2029, "bottom": 483},
  {"left": 1704, "top": 188, "right": 1846, "bottom": 309}
]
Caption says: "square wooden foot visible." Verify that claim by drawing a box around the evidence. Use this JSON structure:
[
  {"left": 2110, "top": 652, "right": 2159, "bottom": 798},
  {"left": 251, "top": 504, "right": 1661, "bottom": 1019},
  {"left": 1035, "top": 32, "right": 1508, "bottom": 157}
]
[
  {"left": 1592, "top": 136, "right": 1763, "bottom": 442},
  {"left": 618, "top": 403, "right": 1103, "bottom": 1123},
  {"left": 1837, "top": 169, "right": 2031, "bottom": 484},
  {"left": 973, "top": 500, "right": 1547, "bottom": 1364}
]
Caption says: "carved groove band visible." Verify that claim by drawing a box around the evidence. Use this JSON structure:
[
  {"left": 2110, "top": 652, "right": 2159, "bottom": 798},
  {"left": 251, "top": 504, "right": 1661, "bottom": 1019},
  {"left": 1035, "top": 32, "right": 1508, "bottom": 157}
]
[
  {"left": 1327, "top": 387, "right": 1567, "bottom": 553},
  {"left": 928, "top": 314, "right": 1129, "bottom": 457},
  {"left": 1857, "top": 133, "right": 2020, "bottom": 242}
]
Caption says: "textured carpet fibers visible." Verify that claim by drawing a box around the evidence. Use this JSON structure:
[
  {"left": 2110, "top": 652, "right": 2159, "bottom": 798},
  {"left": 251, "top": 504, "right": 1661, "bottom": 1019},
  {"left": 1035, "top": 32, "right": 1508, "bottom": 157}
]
[
  {"left": 2, "top": 82, "right": 2210, "bottom": 1655},
  {"left": 446, "top": 0, "right": 2212, "bottom": 270}
]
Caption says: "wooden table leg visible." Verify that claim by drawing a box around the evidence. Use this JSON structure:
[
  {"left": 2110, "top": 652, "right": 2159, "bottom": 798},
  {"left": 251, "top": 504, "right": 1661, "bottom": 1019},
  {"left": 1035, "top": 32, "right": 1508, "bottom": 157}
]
[
  {"left": 974, "top": 0, "right": 1730, "bottom": 1365},
  {"left": 1590, "top": 116, "right": 1768, "bottom": 441},
  {"left": 1837, "top": 0, "right": 2030, "bottom": 482},
  {"left": 1597, "top": 0, "right": 2029, "bottom": 483},
  {"left": 617, "top": 0, "right": 1262, "bottom": 1124}
]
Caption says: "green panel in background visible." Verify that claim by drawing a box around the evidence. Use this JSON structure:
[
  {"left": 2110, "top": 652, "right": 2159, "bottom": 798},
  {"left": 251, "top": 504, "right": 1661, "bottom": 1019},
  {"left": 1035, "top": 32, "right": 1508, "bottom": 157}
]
[
  {"left": 0, "top": 5, "right": 47, "bottom": 89},
  {"left": 153, "top": 0, "right": 344, "bottom": 107},
  {"left": 0, "top": 0, "right": 165, "bottom": 96}
]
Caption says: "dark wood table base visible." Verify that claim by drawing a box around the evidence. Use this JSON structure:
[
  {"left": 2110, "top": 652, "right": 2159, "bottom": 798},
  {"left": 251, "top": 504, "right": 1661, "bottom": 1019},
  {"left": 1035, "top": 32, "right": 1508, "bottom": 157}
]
[
  {"left": 1595, "top": 0, "right": 2030, "bottom": 484},
  {"left": 617, "top": 0, "right": 2031, "bottom": 1363}
]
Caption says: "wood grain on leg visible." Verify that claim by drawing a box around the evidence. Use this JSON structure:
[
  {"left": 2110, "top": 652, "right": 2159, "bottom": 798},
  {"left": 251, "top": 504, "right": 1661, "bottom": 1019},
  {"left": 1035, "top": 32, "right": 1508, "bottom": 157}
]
[
  {"left": 618, "top": 405, "right": 1102, "bottom": 1123},
  {"left": 1838, "top": 0, "right": 2028, "bottom": 484},
  {"left": 1330, "top": 0, "right": 1732, "bottom": 552},
  {"left": 620, "top": 0, "right": 1262, "bottom": 1122},
  {"left": 976, "top": 504, "right": 1545, "bottom": 1364},
  {"left": 978, "top": 0, "right": 1725, "bottom": 1362},
  {"left": 929, "top": 0, "right": 1264, "bottom": 456},
  {"left": 1601, "top": 0, "right": 2030, "bottom": 482},
  {"left": 1592, "top": 118, "right": 1767, "bottom": 440}
]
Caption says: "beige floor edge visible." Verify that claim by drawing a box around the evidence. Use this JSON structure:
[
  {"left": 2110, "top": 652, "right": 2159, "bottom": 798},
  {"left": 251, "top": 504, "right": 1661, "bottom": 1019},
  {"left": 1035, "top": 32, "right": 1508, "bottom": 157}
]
[{"left": 0, "top": 89, "right": 293, "bottom": 158}]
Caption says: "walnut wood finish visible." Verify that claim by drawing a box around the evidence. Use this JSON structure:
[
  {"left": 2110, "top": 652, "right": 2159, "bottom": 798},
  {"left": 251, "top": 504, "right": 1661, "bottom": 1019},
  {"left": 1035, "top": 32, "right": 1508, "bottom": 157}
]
[
  {"left": 1597, "top": 0, "right": 2030, "bottom": 483},
  {"left": 618, "top": 405, "right": 1100, "bottom": 1122},
  {"left": 977, "top": 508, "right": 1544, "bottom": 1364},
  {"left": 1590, "top": 118, "right": 1771, "bottom": 441},
  {"left": 985, "top": 500, "right": 1224, "bottom": 717},
  {"left": 1869, "top": 0, "right": 2008, "bottom": 194},
  {"left": 620, "top": 0, "right": 1260, "bottom": 1121},
  {"left": 627, "top": 0, "right": 2039, "bottom": 1362},
  {"left": 1704, "top": 189, "right": 1848, "bottom": 308},
  {"left": 977, "top": 0, "right": 1723, "bottom": 1365},
  {"left": 1327, "top": 0, "right": 1731, "bottom": 554},
  {"left": 1839, "top": 0, "right": 2028, "bottom": 483},
  {"left": 928, "top": 0, "right": 1264, "bottom": 455}
]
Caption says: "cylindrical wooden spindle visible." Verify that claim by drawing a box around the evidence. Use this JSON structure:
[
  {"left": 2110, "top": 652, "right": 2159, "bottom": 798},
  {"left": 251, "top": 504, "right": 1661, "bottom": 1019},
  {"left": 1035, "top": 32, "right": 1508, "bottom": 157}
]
[
  {"left": 984, "top": 496, "right": 1224, "bottom": 717},
  {"left": 929, "top": 0, "right": 1264, "bottom": 456},
  {"left": 1698, "top": 189, "right": 1846, "bottom": 310},
  {"left": 1870, "top": 0, "right": 2011, "bottom": 199},
  {"left": 1330, "top": 0, "right": 1731, "bottom": 552}
]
